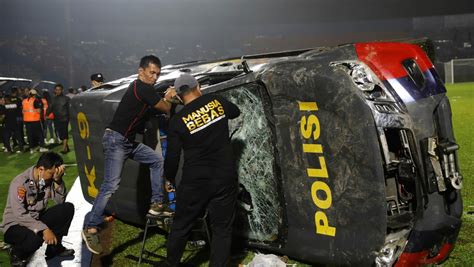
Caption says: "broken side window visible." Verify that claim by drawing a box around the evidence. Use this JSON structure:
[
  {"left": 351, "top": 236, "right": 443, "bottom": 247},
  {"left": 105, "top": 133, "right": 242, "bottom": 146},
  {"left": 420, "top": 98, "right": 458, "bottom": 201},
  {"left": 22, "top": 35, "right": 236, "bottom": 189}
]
[{"left": 215, "top": 83, "right": 283, "bottom": 242}]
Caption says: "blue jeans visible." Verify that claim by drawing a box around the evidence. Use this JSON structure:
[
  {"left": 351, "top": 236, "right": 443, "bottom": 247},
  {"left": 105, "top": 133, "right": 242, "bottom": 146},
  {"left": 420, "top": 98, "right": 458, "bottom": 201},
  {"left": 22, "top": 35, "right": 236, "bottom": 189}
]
[
  {"left": 43, "top": 119, "right": 54, "bottom": 139},
  {"left": 87, "top": 129, "right": 164, "bottom": 228}
]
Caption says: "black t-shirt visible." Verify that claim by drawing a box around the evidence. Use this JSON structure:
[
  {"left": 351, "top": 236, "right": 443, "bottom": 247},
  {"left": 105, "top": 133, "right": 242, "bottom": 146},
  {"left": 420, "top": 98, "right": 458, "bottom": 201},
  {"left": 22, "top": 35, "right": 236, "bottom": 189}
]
[
  {"left": 164, "top": 94, "right": 240, "bottom": 184},
  {"left": 9, "top": 96, "right": 23, "bottom": 118},
  {"left": 0, "top": 102, "right": 19, "bottom": 126},
  {"left": 108, "top": 79, "right": 161, "bottom": 140}
]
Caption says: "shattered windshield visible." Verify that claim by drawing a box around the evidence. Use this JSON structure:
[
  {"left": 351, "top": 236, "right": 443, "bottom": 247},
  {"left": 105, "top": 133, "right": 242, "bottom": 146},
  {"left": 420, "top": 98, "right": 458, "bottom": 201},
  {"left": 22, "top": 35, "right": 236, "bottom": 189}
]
[{"left": 217, "top": 83, "right": 282, "bottom": 241}]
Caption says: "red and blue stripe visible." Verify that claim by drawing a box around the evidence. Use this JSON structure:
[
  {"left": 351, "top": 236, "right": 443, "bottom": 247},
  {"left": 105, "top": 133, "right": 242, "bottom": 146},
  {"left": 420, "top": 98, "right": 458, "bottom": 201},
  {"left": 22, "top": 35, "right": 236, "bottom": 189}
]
[{"left": 356, "top": 42, "right": 446, "bottom": 103}]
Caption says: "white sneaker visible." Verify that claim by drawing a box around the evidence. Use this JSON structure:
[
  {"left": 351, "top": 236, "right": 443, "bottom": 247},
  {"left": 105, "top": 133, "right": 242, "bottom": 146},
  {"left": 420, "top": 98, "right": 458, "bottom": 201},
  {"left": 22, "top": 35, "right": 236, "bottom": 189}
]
[
  {"left": 49, "top": 138, "right": 55, "bottom": 144},
  {"left": 30, "top": 149, "right": 34, "bottom": 154},
  {"left": 39, "top": 147, "right": 49, "bottom": 153}
]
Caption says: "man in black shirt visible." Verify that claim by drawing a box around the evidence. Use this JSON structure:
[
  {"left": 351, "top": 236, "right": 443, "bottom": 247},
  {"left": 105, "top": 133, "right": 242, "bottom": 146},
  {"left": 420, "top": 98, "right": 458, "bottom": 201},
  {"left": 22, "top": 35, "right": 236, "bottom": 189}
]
[
  {"left": 10, "top": 87, "right": 26, "bottom": 151},
  {"left": 1, "top": 95, "right": 24, "bottom": 153},
  {"left": 164, "top": 74, "right": 240, "bottom": 267},
  {"left": 82, "top": 55, "right": 177, "bottom": 255},
  {"left": 47, "top": 84, "right": 70, "bottom": 154}
]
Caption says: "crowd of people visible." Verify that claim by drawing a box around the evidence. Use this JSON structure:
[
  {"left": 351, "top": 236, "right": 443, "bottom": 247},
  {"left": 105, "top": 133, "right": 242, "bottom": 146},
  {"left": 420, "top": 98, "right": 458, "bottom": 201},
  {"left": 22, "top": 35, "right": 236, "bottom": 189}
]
[
  {"left": 1, "top": 56, "right": 240, "bottom": 267},
  {"left": 0, "top": 72, "right": 110, "bottom": 267},
  {"left": 0, "top": 84, "right": 76, "bottom": 154},
  {"left": 0, "top": 72, "right": 105, "bottom": 155}
]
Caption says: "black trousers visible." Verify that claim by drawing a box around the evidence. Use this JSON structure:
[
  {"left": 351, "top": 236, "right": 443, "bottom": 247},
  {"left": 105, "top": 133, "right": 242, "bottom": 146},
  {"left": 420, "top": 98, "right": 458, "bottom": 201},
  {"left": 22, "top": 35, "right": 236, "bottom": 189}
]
[
  {"left": 4, "top": 202, "right": 75, "bottom": 259},
  {"left": 54, "top": 119, "right": 69, "bottom": 140},
  {"left": 24, "top": 121, "right": 44, "bottom": 148},
  {"left": 166, "top": 181, "right": 237, "bottom": 267},
  {"left": 17, "top": 118, "right": 25, "bottom": 145},
  {"left": 2, "top": 123, "right": 24, "bottom": 151}
]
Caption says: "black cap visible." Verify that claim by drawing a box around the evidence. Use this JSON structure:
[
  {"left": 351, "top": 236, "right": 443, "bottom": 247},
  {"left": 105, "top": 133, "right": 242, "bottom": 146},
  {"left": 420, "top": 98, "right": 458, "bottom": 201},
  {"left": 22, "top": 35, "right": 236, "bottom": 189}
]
[{"left": 90, "top": 73, "right": 104, "bottom": 82}]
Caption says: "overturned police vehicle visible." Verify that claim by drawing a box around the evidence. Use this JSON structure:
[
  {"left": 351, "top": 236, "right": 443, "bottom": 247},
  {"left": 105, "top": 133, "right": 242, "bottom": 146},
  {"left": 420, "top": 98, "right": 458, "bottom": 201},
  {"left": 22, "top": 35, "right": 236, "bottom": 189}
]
[{"left": 70, "top": 42, "right": 463, "bottom": 266}]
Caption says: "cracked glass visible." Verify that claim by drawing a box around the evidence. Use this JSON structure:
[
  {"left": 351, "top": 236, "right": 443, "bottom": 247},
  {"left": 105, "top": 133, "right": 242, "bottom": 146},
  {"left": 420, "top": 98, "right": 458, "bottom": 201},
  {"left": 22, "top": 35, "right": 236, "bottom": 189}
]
[{"left": 216, "top": 83, "right": 282, "bottom": 242}]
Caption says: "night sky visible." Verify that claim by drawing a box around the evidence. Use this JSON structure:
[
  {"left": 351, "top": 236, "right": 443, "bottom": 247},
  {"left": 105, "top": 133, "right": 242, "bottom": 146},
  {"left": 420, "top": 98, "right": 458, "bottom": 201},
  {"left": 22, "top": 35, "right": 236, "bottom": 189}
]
[{"left": 1, "top": 0, "right": 473, "bottom": 86}]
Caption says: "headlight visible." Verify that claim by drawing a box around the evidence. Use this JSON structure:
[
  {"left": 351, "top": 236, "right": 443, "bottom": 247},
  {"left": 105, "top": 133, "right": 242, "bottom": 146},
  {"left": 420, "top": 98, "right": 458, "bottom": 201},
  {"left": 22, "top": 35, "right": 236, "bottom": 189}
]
[
  {"left": 350, "top": 64, "right": 375, "bottom": 91},
  {"left": 330, "top": 61, "right": 398, "bottom": 103},
  {"left": 330, "top": 61, "right": 376, "bottom": 92}
]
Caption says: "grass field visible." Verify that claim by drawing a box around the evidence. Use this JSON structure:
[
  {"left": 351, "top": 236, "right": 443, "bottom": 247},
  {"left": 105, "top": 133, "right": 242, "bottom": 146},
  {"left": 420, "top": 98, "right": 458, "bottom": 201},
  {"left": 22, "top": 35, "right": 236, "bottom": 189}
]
[
  {"left": 440, "top": 82, "right": 474, "bottom": 267},
  {"left": 0, "top": 82, "right": 472, "bottom": 266}
]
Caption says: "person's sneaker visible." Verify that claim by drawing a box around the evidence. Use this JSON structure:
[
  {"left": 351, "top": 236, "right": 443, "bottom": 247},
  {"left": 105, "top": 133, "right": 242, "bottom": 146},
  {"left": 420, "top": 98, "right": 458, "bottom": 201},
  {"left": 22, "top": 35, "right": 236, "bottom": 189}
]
[
  {"left": 39, "top": 147, "right": 49, "bottom": 153},
  {"left": 30, "top": 149, "right": 34, "bottom": 154},
  {"left": 148, "top": 202, "right": 174, "bottom": 216},
  {"left": 49, "top": 138, "right": 55, "bottom": 144},
  {"left": 81, "top": 229, "right": 103, "bottom": 254}
]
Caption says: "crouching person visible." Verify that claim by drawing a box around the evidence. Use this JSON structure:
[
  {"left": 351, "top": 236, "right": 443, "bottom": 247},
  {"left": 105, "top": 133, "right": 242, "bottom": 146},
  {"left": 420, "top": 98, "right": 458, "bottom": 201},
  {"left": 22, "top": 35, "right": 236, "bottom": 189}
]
[{"left": 1, "top": 152, "right": 75, "bottom": 266}]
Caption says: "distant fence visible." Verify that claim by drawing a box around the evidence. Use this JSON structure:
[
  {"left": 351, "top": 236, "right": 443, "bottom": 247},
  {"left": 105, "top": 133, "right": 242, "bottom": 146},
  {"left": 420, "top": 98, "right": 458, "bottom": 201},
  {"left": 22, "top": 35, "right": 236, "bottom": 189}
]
[{"left": 444, "top": 58, "right": 474, "bottom": 83}]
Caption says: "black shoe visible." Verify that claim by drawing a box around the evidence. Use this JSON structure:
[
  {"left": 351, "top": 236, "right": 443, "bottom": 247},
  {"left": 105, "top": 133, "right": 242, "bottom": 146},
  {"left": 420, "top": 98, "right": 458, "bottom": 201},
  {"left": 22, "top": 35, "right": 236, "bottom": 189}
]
[
  {"left": 45, "top": 245, "right": 75, "bottom": 260},
  {"left": 154, "top": 260, "right": 172, "bottom": 267},
  {"left": 10, "top": 257, "right": 27, "bottom": 267},
  {"left": 8, "top": 249, "right": 27, "bottom": 267}
]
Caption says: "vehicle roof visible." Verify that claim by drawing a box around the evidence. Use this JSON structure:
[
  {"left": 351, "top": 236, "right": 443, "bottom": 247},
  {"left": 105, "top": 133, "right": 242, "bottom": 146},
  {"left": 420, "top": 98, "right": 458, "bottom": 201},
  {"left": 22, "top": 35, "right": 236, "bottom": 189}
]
[
  {"left": 82, "top": 40, "right": 430, "bottom": 94},
  {"left": 0, "top": 77, "right": 32, "bottom": 82},
  {"left": 35, "top": 80, "right": 56, "bottom": 85},
  {"left": 33, "top": 80, "right": 57, "bottom": 89},
  {"left": 85, "top": 47, "right": 326, "bottom": 93},
  {"left": 0, "top": 77, "right": 33, "bottom": 94}
]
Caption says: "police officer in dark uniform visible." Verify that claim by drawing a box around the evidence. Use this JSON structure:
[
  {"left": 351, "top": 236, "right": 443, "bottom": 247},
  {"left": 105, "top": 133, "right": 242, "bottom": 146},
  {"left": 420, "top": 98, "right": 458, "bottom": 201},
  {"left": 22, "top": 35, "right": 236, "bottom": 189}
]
[{"left": 164, "top": 74, "right": 240, "bottom": 267}]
